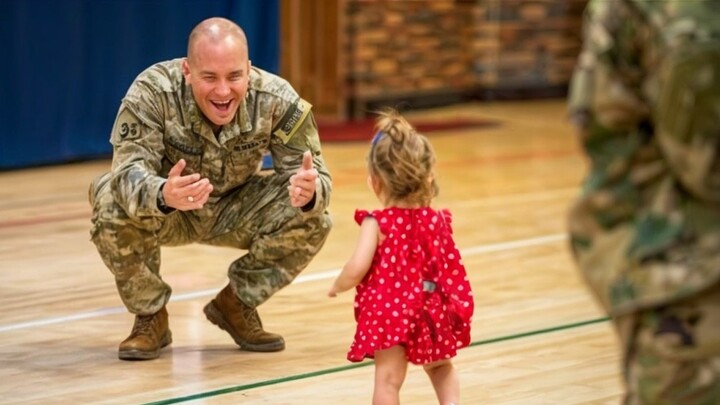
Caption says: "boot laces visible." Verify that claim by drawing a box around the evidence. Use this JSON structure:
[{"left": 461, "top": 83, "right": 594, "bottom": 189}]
[
  {"left": 133, "top": 313, "right": 156, "bottom": 335},
  {"left": 241, "top": 307, "right": 263, "bottom": 330}
]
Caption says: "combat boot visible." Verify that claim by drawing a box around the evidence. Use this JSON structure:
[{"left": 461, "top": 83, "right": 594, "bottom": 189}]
[
  {"left": 203, "top": 285, "right": 285, "bottom": 352},
  {"left": 118, "top": 306, "right": 172, "bottom": 360}
]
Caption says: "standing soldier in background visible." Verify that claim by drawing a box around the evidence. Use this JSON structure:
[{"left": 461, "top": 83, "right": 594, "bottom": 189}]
[
  {"left": 89, "top": 17, "right": 332, "bottom": 360},
  {"left": 568, "top": 0, "right": 720, "bottom": 402}
]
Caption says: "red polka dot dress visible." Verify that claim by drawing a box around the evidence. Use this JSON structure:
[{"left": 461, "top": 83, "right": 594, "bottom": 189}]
[{"left": 347, "top": 207, "right": 474, "bottom": 365}]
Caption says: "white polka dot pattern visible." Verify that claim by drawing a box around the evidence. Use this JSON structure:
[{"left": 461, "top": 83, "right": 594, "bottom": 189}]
[{"left": 346, "top": 207, "right": 475, "bottom": 365}]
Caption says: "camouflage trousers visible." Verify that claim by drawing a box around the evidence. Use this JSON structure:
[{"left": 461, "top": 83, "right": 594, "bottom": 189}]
[
  {"left": 89, "top": 171, "right": 332, "bottom": 315},
  {"left": 616, "top": 282, "right": 720, "bottom": 404}
]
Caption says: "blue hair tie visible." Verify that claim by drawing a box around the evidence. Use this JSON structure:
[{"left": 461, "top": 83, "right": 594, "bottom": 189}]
[{"left": 371, "top": 131, "right": 384, "bottom": 146}]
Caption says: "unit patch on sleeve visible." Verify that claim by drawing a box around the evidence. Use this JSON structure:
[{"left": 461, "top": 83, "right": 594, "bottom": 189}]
[
  {"left": 272, "top": 98, "right": 312, "bottom": 144},
  {"left": 110, "top": 108, "right": 143, "bottom": 145}
]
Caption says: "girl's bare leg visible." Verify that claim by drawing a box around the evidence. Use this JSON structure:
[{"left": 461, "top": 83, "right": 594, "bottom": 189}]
[
  {"left": 423, "top": 359, "right": 459, "bottom": 405},
  {"left": 373, "top": 346, "right": 408, "bottom": 405}
]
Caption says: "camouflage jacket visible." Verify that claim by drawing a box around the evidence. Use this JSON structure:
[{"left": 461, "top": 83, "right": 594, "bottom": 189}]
[
  {"left": 107, "top": 59, "right": 331, "bottom": 218},
  {"left": 567, "top": 0, "right": 720, "bottom": 315}
]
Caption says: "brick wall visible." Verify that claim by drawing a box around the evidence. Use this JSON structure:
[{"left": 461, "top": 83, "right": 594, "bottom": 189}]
[{"left": 344, "top": 0, "right": 587, "bottom": 113}]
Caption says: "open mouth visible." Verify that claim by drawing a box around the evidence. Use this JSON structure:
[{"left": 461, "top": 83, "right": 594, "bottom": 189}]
[{"left": 211, "top": 100, "right": 232, "bottom": 113}]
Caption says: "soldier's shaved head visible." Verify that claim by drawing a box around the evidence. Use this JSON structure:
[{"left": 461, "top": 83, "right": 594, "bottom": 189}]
[
  {"left": 187, "top": 17, "right": 248, "bottom": 63},
  {"left": 182, "top": 16, "right": 252, "bottom": 127}
]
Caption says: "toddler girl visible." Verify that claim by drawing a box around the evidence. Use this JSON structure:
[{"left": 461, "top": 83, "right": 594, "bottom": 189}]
[{"left": 328, "top": 109, "right": 474, "bottom": 405}]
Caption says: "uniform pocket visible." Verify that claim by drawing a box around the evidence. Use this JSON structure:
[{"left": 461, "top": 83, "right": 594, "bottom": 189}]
[{"left": 164, "top": 137, "right": 203, "bottom": 175}]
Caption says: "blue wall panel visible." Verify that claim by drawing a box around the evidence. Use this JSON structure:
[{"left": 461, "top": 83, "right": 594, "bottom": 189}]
[{"left": 0, "top": 0, "right": 279, "bottom": 170}]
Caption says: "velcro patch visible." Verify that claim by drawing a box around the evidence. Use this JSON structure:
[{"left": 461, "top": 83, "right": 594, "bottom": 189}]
[
  {"left": 273, "top": 98, "right": 312, "bottom": 144},
  {"left": 111, "top": 108, "right": 143, "bottom": 145}
]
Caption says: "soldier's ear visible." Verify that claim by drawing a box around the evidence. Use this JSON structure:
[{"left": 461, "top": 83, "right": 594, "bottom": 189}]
[{"left": 182, "top": 58, "right": 192, "bottom": 82}]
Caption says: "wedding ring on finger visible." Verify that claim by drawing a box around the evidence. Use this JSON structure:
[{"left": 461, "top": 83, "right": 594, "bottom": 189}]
[{"left": 187, "top": 196, "right": 194, "bottom": 203}]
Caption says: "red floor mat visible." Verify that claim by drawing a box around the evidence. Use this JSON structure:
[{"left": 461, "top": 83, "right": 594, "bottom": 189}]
[{"left": 316, "top": 118, "right": 500, "bottom": 142}]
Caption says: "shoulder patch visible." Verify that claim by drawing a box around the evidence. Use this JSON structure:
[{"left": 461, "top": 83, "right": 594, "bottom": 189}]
[
  {"left": 273, "top": 98, "right": 312, "bottom": 144},
  {"left": 110, "top": 107, "right": 143, "bottom": 145}
]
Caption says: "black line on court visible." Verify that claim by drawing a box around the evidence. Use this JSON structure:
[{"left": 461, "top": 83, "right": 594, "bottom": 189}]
[{"left": 142, "top": 316, "right": 610, "bottom": 405}]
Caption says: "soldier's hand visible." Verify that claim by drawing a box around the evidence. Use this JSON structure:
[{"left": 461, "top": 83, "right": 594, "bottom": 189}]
[
  {"left": 288, "top": 151, "right": 317, "bottom": 208},
  {"left": 163, "top": 159, "right": 213, "bottom": 211}
]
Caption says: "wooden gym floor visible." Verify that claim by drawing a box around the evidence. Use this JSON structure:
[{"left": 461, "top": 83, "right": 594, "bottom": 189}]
[{"left": 0, "top": 100, "right": 624, "bottom": 404}]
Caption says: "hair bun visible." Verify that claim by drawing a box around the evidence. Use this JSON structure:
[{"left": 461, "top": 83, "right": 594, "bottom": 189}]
[
  {"left": 368, "top": 108, "right": 438, "bottom": 206},
  {"left": 375, "top": 108, "right": 415, "bottom": 144}
]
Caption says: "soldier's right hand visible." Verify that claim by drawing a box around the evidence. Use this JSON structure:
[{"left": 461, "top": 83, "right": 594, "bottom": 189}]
[{"left": 162, "top": 159, "right": 213, "bottom": 211}]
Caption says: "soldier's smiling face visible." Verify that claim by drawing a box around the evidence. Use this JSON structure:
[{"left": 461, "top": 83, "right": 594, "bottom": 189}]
[{"left": 183, "top": 32, "right": 251, "bottom": 127}]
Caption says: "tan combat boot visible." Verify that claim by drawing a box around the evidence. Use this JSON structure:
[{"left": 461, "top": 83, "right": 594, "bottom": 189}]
[
  {"left": 118, "top": 306, "right": 172, "bottom": 360},
  {"left": 203, "top": 285, "right": 285, "bottom": 352}
]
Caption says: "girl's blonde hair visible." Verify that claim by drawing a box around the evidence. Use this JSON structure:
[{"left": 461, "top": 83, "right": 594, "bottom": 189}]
[{"left": 368, "top": 108, "right": 439, "bottom": 206}]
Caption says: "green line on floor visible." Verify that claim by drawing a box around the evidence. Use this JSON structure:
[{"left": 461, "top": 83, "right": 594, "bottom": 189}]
[{"left": 143, "top": 316, "right": 610, "bottom": 405}]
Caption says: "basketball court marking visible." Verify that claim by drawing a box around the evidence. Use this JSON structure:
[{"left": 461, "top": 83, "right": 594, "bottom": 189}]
[
  {"left": 140, "top": 317, "right": 609, "bottom": 405},
  {"left": 0, "top": 233, "right": 567, "bottom": 333}
]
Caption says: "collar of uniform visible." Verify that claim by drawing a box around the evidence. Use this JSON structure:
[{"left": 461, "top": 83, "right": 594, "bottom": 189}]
[
  {"left": 236, "top": 96, "right": 252, "bottom": 134},
  {"left": 184, "top": 88, "right": 219, "bottom": 147},
  {"left": 214, "top": 97, "right": 251, "bottom": 146},
  {"left": 184, "top": 86, "right": 207, "bottom": 135}
]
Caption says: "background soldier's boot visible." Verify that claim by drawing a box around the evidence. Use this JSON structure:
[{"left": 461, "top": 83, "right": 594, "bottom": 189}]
[
  {"left": 203, "top": 285, "right": 285, "bottom": 352},
  {"left": 118, "top": 306, "right": 172, "bottom": 360}
]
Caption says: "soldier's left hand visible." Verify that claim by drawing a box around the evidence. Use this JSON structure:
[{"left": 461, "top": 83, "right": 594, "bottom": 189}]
[{"left": 288, "top": 151, "right": 317, "bottom": 207}]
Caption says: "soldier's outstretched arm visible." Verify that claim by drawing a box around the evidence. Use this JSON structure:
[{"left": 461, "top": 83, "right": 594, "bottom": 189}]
[
  {"left": 108, "top": 102, "right": 170, "bottom": 219},
  {"left": 271, "top": 106, "right": 332, "bottom": 214}
]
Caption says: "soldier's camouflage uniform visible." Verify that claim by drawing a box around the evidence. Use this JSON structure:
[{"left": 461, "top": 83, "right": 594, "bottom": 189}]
[
  {"left": 568, "top": 0, "right": 720, "bottom": 403},
  {"left": 89, "top": 59, "right": 332, "bottom": 315}
]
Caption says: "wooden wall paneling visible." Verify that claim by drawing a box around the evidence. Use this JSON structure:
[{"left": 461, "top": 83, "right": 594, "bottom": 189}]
[{"left": 280, "top": 0, "right": 346, "bottom": 121}]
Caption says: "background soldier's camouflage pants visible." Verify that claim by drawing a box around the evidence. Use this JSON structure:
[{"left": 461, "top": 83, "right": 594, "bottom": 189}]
[
  {"left": 89, "top": 171, "right": 332, "bottom": 315},
  {"left": 616, "top": 282, "right": 720, "bottom": 404}
]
